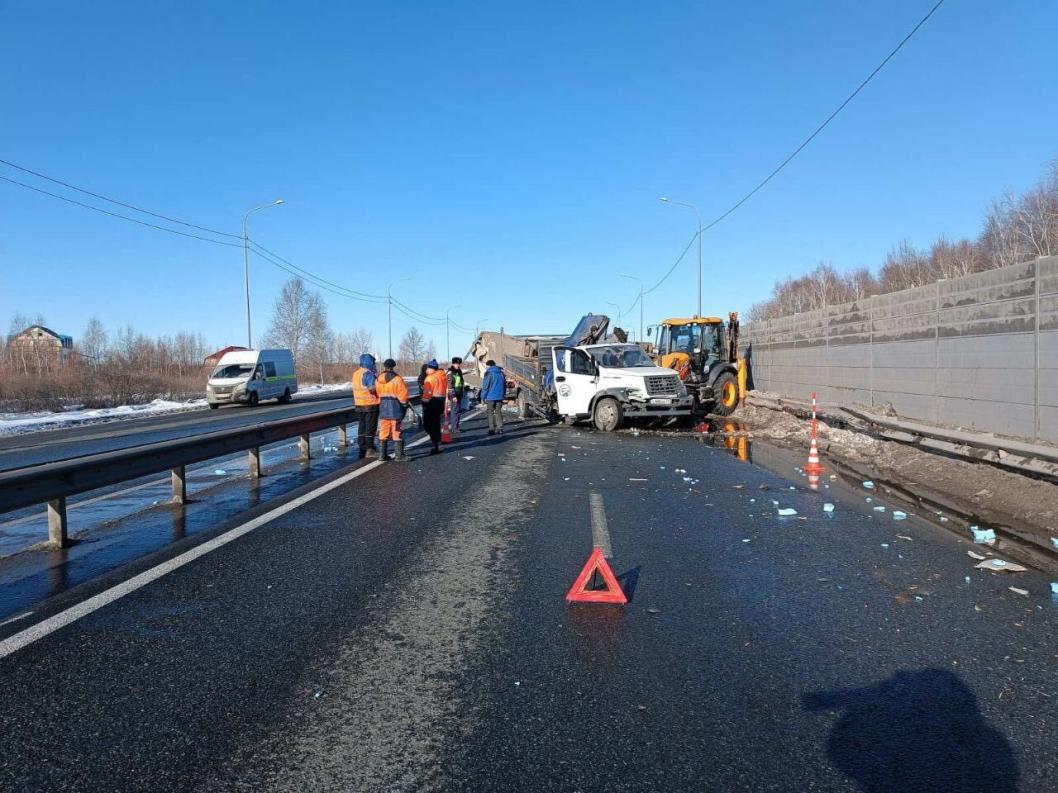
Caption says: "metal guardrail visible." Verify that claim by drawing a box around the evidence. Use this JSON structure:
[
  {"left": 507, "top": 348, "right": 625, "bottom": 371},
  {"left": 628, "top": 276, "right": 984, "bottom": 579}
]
[{"left": 0, "top": 388, "right": 422, "bottom": 549}]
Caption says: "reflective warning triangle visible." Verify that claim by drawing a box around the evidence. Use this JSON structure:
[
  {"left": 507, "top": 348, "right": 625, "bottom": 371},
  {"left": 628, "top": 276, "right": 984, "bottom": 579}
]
[{"left": 565, "top": 547, "right": 628, "bottom": 604}]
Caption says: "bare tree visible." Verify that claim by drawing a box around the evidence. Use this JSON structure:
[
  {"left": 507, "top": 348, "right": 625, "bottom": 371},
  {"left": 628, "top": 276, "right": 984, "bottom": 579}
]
[
  {"left": 81, "top": 318, "right": 107, "bottom": 363},
  {"left": 398, "top": 327, "right": 427, "bottom": 364},
  {"left": 263, "top": 277, "right": 312, "bottom": 359},
  {"left": 303, "top": 292, "right": 333, "bottom": 384}
]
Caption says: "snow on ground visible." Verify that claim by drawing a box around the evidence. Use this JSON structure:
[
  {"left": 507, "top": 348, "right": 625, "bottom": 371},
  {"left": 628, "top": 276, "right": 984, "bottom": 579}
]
[{"left": 0, "top": 383, "right": 353, "bottom": 437}]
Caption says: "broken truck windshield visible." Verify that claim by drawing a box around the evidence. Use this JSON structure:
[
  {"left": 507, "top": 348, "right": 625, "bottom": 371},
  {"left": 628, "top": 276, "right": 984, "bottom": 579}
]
[
  {"left": 212, "top": 363, "right": 254, "bottom": 379},
  {"left": 590, "top": 345, "right": 653, "bottom": 368}
]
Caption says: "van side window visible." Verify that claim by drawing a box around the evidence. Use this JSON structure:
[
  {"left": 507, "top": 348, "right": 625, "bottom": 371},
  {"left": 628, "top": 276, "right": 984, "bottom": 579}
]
[
  {"left": 264, "top": 362, "right": 277, "bottom": 378},
  {"left": 555, "top": 350, "right": 569, "bottom": 373}
]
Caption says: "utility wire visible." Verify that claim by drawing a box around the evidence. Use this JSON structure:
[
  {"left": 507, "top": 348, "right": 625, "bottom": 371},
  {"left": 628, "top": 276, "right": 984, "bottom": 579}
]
[
  {"left": 698, "top": 0, "right": 946, "bottom": 235},
  {"left": 0, "top": 174, "right": 243, "bottom": 248},
  {"left": 0, "top": 157, "right": 242, "bottom": 238},
  {"left": 248, "top": 247, "right": 388, "bottom": 305},
  {"left": 248, "top": 240, "right": 389, "bottom": 301}
]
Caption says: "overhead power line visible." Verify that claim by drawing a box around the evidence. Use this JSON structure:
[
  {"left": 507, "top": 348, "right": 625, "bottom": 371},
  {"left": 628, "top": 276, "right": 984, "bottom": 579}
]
[
  {"left": 698, "top": 0, "right": 946, "bottom": 235},
  {"left": 0, "top": 157, "right": 241, "bottom": 239},
  {"left": 0, "top": 174, "right": 242, "bottom": 248}
]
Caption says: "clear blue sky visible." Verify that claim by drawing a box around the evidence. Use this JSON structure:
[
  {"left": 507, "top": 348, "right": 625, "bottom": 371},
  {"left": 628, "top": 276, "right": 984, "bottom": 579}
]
[{"left": 1, "top": 0, "right": 1055, "bottom": 359}]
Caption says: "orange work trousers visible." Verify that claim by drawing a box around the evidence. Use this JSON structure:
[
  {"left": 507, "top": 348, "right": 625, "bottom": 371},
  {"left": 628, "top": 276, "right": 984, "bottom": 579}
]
[{"left": 379, "top": 418, "right": 402, "bottom": 440}]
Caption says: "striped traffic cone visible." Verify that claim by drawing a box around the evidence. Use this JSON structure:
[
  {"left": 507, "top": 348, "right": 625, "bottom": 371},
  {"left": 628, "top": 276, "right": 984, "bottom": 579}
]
[{"left": 805, "top": 436, "right": 824, "bottom": 475}]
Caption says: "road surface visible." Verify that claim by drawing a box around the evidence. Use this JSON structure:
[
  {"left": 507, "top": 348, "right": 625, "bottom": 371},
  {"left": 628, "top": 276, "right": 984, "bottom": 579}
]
[
  {"left": 0, "top": 410, "right": 1054, "bottom": 791},
  {"left": 0, "top": 389, "right": 355, "bottom": 473}
]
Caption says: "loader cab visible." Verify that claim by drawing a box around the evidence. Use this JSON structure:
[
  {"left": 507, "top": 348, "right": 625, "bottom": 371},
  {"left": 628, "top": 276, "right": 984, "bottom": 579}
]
[{"left": 655, "top": 318, "right": 726, "bottom": 380}]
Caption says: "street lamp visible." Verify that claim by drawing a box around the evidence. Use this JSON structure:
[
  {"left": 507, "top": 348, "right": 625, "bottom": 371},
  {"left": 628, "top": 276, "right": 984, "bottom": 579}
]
[
  {"left": 474, "top": 318, "right": 489, "bottom": 337},
  {"left": 659, "top": 196, "right": 702, "bottom": 318},
  {"left": 604, "top": 301, "right": 623, "bottom": 332},
  {"left": 387, "top": 277, "right": 411, "bottom": 360},
  {"left": 446, "top": 304, "right": 463, "bottom": 362},
  {"left": 620, "top": 274, "right": 644, "bottom": 342},
  {"left": 243, "top": 199, "right": 284, "bottom": 348}
]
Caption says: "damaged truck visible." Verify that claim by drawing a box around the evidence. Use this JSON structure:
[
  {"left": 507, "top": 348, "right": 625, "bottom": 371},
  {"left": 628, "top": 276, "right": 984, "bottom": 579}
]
[{"left": 475, "top": 314, "right": 693, "bottom": 431}]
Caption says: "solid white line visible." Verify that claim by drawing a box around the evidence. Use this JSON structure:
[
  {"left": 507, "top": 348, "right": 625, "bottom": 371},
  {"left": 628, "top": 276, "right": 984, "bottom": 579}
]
[
  {"left": 589, "top": 491, "right": 613, "bottom": 558},
  {"left": 0, "top": 409, "right": 480, "bottom": 660}
]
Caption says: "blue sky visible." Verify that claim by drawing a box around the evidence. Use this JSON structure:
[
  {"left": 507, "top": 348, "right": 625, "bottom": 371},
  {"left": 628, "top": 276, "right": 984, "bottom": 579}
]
[{"left": 1, "top": 0, "right": 1056, "bottom": 358}]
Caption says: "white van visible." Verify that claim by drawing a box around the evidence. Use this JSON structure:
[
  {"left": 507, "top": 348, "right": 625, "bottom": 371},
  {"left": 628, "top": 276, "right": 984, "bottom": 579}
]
[{"left": 206, "top": 349, "right": 297, "bottom": 408}]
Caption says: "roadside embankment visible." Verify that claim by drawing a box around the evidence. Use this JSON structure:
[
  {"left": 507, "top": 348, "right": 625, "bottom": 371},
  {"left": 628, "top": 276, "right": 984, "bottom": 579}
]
[{"left": 732, "top": 392, "right": 1058, "bottom": 574}]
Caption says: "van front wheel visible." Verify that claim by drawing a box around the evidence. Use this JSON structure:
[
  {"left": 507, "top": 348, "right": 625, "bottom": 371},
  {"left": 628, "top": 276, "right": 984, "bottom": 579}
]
[
  {"left": 248, "top": 392, "right": 259, "bottom": 407},
  {"left": 593, "top": 397, "right": 623, "bottom": 432}
]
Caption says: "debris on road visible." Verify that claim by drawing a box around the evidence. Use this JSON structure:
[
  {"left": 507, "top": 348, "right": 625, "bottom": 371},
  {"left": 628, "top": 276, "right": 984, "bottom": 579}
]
[
  {"left": 1009, "top": 587, "right": 1029, "bottom": 597},
  {"left": 629, "top": 478, "right": 647, "bottom": 482},
  {"left": 873, "top": 506, "right": 886, "bottom": 512},
  {"left": 213, "top": 469, "right": 227, "bottom": 475},
  {"left": 463, "top": 456, "right": 476, "bottom": 461},
  {"left": 823, "top": 503, "right": 835, "bottom": 513},
  {"left": 881, "top": 543, "right": 890, "bottom": 549},
  {"left": 967, "top": 551, "right": 987, "bottom": 560},
  {"left": 971, "top": 527, "right": 997, "bottom": 544},
  {"left": 896, "top": 535, "right": 913, "bottom": 542},
  {"left": 863, "top": 480, "right": 875, "bottom": 489},
  {"left": 975, "top": 559, "right": 1027, "bottom": 573},
  {"left": 892, "top": 511, "right": 908, "bottom": 520},
  {"left": 777, "top": 508, "right": 798, "bottom": 516},
  {"left": 1051, "top": 582, "right": 1058, "bottom": 594}
]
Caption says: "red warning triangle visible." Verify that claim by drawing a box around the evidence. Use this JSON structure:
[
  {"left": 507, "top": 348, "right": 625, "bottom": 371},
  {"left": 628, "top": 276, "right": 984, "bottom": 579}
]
[{"left": 566, "top": 547, "right": 628, "bottom": 604}]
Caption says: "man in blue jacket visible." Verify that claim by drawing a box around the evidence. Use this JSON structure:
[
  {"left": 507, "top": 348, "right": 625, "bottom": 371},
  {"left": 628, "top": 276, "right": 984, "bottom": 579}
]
[{"left": 481, "top": 359, "right": 507, "bottom": 436}]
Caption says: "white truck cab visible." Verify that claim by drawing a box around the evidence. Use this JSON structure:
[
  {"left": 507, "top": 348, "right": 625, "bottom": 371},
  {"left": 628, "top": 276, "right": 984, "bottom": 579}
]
[
  {"left": 207, "top": 349, "right": 297, "bottom": 408},
  {"left": 550, "top": 343, "right": 692, "bottom": 431}
]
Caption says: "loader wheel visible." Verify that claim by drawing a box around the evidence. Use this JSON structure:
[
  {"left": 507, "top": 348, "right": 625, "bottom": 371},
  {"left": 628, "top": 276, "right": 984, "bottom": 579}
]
[
  {"left": 713, "top": 373, "right": 739, "bottom": 416},
  {"left": 592, "top": 397, "right": 623, "bottom": 432}
]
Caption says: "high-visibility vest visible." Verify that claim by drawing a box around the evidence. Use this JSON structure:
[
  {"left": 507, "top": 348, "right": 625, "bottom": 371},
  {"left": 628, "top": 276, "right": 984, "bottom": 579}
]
[
  {"left": 352, "top": 366, "right": 380, "bottom": 407},
  {"left": 377, "top": 371, "right": 409, "bottom": 419},
  {"left": 421, "top": 370, "right": 448, "bottom": 401}
]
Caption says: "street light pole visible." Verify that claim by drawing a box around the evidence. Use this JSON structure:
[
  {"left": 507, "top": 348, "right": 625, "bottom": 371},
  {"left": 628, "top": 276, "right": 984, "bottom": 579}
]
[
  {"left": 474, "top": 318, "right": 488, "bottom": 338},
  {"left": 659, "top": 196, "right": 702, "bottom": 318},
  {"left": 242, "top": 199, "right": 284, "bottom": 348},
  {"left": 604, "top": 301, "right": 623, "bottom": 332}
]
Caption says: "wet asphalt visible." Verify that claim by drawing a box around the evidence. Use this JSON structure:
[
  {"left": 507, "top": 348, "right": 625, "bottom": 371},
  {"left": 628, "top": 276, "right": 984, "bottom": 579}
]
[
  {"left": 1, "top": 410, "right": 1056, "bottom": 791},
  {"left": 0, "top": 390, "right": 353, "bottom": 471}
]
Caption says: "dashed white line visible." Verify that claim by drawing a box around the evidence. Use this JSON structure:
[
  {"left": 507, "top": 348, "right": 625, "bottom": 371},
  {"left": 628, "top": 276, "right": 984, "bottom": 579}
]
[{"left": 589, "top": 491, "right": 613, "bottom": 558}]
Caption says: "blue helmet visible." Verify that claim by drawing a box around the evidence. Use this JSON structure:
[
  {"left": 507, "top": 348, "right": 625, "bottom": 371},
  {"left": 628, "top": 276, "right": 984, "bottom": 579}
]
[{"left": 359, "top": 353, "right": 376, "bottom": 368}]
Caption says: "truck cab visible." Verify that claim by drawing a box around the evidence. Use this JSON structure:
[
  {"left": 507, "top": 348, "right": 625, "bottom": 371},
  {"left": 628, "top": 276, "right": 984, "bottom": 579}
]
[{"left": 551, "top": 343, "right": 693, "bottom": 431}]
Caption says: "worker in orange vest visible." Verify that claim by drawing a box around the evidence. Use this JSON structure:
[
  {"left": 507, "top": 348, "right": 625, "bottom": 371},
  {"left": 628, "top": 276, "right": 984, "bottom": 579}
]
[
  {"left": 376, "top": 358, "right": 411, "bottom": 462},
  {"left": 352, "top": 353, "right": 380, "bottom": 459},
  {"left": 420, "top": 358, "right": 448, "bottom": 455}
]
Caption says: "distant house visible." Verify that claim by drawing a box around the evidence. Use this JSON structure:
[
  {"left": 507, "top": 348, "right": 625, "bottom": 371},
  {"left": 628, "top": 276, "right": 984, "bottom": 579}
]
[
  {"left": 6, "top": 325, "right": 74, "bottom": 369},
  {"left": 204, "top": 345, "right": 248, "bottom": 367}
]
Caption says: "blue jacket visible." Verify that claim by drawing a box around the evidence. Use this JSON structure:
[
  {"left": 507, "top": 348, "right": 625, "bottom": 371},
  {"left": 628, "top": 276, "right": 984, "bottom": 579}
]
[{"left": 481, "top": 365, "right": 506, "bottom": 401}]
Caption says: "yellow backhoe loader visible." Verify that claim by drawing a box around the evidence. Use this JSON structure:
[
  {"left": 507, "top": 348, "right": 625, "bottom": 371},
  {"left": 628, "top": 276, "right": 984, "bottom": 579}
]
[{"left": 645, "top": 312, "right": 746, "bottom": 416}]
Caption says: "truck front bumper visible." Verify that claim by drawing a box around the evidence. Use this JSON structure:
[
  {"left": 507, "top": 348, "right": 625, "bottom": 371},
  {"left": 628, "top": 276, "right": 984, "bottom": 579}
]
[{"left": 624, "top": 396, "right": 694, "bottom": 417}]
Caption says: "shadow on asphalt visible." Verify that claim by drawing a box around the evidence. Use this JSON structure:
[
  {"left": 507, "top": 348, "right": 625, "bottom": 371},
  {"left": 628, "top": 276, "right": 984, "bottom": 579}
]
[
  {"left": 433, "top": 424, "right": 545, "bottom": 455},
  {"left": 615, "top": 566, "right": 640, "bottom": 602},
  {"left": 803, "top": 669, "right": 1019, "bottom": 792}
]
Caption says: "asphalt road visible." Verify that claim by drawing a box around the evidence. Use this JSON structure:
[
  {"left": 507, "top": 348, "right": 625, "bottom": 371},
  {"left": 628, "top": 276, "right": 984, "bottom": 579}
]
[
  {"left": 0, "top": 389, "right": 353, "bottom": 472},
  {"left": 0, "top": 410, "right": 1055, "bottom": 791}
]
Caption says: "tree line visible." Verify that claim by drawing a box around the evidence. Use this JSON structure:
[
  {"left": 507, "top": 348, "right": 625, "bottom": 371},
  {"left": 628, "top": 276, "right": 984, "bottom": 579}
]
[
  {"left": 747, "top": 159, "right": 1058, "bottom": 321},
  {"left": 1, "top": 277, "right": 438, "bottom": 411}
]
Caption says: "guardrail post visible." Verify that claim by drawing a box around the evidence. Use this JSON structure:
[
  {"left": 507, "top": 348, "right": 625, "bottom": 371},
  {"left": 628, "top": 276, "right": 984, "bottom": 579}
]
[
  {"left": 338, "top": 424, "right": 348, "bottom": 447},
  {"left": 248, "top": 447, "right": 261, "bottom": 478},
  {"left": 171, "top": 466, "right": 187, "bottom": 504},
  {"left": 299, "top": 434, "right": 312, "bottom": 460},
  {"left": 48, "top": 498, "right": 68, "bottom": 548}
]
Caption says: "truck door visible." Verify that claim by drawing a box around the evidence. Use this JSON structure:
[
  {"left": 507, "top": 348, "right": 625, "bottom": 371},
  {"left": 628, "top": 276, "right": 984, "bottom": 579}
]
[{"left": 551, "top": 346, "right": 596, "bottom": 418}]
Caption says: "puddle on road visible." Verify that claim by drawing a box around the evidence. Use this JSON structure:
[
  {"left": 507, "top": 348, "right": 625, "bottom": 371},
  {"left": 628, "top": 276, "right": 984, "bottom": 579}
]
[{"left": 0, "top": 428, "right": 361, "bottom": 622}]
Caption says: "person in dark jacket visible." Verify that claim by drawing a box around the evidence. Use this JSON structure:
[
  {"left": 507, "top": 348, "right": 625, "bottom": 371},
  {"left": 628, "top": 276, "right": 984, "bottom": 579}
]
[
  {"left": 421, "top": 359, "right": 448, "bottom": 455},
  {"left": 480, "top": 359, "right": 507, "bottom": 435},
  {"left": 446, "top": 357, "right": 467, "bottom": 433},
  {"left": 351, "top": 353, "right": 379, "bottom": 459}
]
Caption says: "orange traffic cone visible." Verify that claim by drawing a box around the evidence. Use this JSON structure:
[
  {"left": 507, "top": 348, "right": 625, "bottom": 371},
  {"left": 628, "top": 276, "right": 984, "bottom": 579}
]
[{"left": 805, "top": 436, "right": 824, "bottom": 475}]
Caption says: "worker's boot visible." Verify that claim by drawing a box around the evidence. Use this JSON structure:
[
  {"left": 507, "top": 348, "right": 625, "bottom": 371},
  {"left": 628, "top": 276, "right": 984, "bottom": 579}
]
[
  {"left": 365, "top": 444, "right": 378, "bottom": 459},
  {"left": 393, "top": 440, "right": 409, "bottom": 462},
  {"left": 357, "top": 446, "right": 367, "bottom": 460},
  {"left": 378, "top": 440, "right": 390, "bottom": 462}
]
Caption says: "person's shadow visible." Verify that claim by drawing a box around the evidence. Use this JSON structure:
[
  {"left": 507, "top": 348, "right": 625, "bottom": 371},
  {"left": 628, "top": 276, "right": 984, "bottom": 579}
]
[{"left": 804, "top": 669, "right": 1019, "bottom": 792}]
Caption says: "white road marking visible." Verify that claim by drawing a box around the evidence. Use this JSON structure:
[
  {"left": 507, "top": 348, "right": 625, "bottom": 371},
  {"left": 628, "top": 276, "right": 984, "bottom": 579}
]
[
  {"left": 589, "top": 491, "right": 613, "bottom": 558},
  {"left": 0, "top": 409, "right": 481, "bottom": 660},
  {"left": 0, "top": 611, "right": 33, "bottom": 628}
]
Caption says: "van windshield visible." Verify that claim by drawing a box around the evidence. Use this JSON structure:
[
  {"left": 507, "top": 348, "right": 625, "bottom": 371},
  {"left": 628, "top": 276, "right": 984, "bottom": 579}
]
[
  {"left": 589, "top": 345, "right": 654, "bottom": 368},
  {"left": 212, "top": 363, "right": 254, "bottom": 379}
]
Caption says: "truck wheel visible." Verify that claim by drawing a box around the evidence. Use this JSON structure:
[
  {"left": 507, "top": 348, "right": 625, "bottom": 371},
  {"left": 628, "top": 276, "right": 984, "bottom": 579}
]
[
  {"left": 593, "top": 397, "right": 623, "bottom": 432},
  {"left": 248, "top": 392, "right": 259, "bottom": 407},
  {"left": 279, "top": 388, "right": 292, "bottom": 404},
  {"left": 517, "top": 391, "right": 530, "bottom": 418},
  {"left": 713, "top": 373, "right": 739, "bottom": 416}
]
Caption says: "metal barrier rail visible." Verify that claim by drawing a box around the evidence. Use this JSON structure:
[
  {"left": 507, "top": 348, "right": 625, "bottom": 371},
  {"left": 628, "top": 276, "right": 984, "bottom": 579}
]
[{"left": 1, "top": 405, "right": 373, "bottom": 548}]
